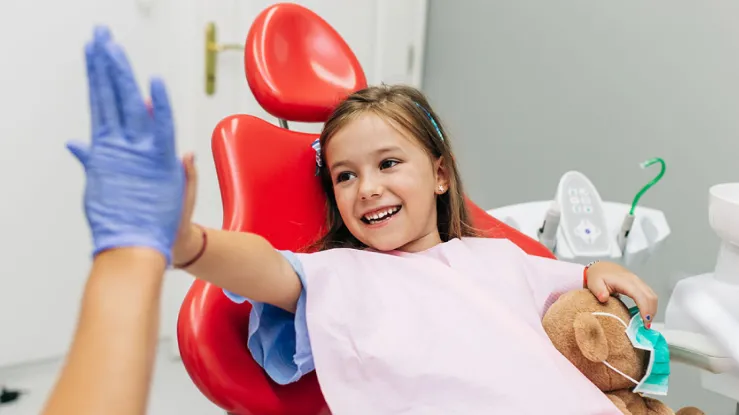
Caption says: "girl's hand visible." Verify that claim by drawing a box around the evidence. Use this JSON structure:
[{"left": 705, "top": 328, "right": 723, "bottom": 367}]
[
  {"left": 585, "top": 261, "right": 658, "bottom": 328},
  {"left": 172, "top": 153, "right": 200, "bottom": 264}
]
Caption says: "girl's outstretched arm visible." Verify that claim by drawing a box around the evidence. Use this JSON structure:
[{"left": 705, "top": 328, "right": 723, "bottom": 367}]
[
  {"left": 171, "top": 155, "right": 301, "bottom": 313},
  {"left": 175, "top": 223, "right": 302, "bottom": 313}
]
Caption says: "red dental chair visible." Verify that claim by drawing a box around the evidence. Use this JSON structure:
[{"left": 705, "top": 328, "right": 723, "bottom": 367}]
[{"left": 177, "top": 3, "right": 556, "bottom": 415}]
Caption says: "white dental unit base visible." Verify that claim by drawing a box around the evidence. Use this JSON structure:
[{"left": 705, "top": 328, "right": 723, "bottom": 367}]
[
  {"left": 661, "top": 183, "right": 739, "bottom": 408},
  {"left": 487, "top": 170, "right": 670, "bottom": 267},
  {"left": 486, "top": 167, "right": 737, "bottom": 404}
]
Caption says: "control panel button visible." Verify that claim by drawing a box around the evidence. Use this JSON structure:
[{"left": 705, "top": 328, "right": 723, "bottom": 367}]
[{"left": 575, "top": 219, "right": 601, "bottom": 244}]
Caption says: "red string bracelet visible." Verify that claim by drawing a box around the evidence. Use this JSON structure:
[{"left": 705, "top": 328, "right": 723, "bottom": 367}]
[
  {"left": 175, "top": 224, "right": 207, "bottom": 269},
  {"left": 583, "top": 260, "right": 599, "bottom": 288}
]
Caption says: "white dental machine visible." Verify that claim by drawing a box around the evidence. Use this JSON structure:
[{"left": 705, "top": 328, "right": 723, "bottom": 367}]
[
  {"left": 487, "top": 161, "right": 739, "bottom": 411},
  {"left": 660, "top": 183, "right": 739, "bottom": 412},
  {"left": 487, "top": 158, "right": 670, "bottom": 267}
]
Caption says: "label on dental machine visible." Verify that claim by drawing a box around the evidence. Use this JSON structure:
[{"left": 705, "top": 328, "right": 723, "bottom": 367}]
[{"left": 557, "top": 172, "right": 611, "bottom": 258}]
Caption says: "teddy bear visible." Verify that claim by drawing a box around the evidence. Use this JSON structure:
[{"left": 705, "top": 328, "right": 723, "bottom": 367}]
[{"left": 542, "top": 289, "right": 704, "bottom": 415}]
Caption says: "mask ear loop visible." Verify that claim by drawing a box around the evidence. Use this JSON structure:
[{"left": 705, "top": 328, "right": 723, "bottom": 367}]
[
  {"left": 590, "top": 312, "right": 641, "bottom": 385},
  {"left": 591, "top": 312, "right": 628, "bottom": 329},
  {"left": 601, "top": 361, "right": 641, "bottom": 385}
]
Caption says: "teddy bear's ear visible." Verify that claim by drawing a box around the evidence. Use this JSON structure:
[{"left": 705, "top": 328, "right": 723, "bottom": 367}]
[{"left": 574, "top": 312, "right": 609, "bottom": 362}]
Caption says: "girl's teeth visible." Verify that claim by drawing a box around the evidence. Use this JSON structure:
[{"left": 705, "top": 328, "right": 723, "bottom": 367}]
[{"left": 365, "top": 207, "right": 399, "bottom": 222}]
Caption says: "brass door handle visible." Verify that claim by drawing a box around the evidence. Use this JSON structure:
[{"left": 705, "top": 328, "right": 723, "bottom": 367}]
[{"left": 205, "top": 22, "right": 245, "bottom": 96}]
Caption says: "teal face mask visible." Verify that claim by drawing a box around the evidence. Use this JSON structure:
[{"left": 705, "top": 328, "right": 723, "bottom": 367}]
[{"left": 591, "top": 307, "right": 670, "bottom": 395}]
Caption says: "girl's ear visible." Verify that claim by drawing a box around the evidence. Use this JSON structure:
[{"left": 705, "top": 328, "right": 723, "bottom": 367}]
[{"left": 434, "top": 156, "right": 450, "bottom": 194}]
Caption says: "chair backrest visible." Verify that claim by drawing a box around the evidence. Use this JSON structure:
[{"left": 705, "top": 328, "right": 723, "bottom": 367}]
[{"left": 244, "top": 2, "right": 367, "bottom": 123}]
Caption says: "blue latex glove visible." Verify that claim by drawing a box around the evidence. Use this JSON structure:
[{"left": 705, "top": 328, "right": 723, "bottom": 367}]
[{"left": 67, "top": 26, "right": 184, "bottom": 265}]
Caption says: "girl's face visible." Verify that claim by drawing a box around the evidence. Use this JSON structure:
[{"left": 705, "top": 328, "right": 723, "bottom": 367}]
[{"left": 325, "top": 112, "right": 448, "bottom": 252}]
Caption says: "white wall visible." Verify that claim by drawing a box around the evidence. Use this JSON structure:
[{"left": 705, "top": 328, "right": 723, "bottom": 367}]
[
  {"left": 0, "top": 0, "right": 426, "bottom": 367},
  {"left": 0, "top": 0, "right": 200, "bottom": 367}
]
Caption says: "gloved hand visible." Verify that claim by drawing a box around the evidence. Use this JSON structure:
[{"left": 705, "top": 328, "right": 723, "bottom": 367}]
[{"left": 67, "top": 26, "right": 184, "bottom": 265}]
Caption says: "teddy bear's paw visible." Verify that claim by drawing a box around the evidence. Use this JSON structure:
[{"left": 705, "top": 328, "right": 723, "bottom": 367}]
[
  {"left": 642, "top": 396, "right": 674, "bottom": 415},
  {"left": 675, "top": 407, "right": 704, "bottom": 415},
  {"left": 606, "top": 394, "right": 633, "bottom": 415}
]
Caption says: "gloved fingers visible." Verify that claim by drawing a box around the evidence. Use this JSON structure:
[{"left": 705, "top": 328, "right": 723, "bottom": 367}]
[
  {"left": 93, "top": 25, "right": 112, "bottom": 43},
  {"left": 103, "top": 39, "right": 149, "bottom": 140},
  {"left": 150, "top": 77, "right": 177, "bottom": 162},
  {"left": 91, "top": 26, "right": 121, "bottom": 136},
  {"left": 84, "top": 43, "right": 103, "bottom": 135},
  {"left": 66, "top": 140, "right": 91, "bottom": 167}
]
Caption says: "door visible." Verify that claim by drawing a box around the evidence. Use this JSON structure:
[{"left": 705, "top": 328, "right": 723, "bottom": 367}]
[
  {"left": 0, "top": 0, "right": 206, "bottom": 366},
  {"left": 374, "top": 0, "right": 429, "bottom": 88}
]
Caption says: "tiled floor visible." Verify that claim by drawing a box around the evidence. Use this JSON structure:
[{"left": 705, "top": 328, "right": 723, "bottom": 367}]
[{"left": 0, "top": 340, "right": 224, "bottom": 415}]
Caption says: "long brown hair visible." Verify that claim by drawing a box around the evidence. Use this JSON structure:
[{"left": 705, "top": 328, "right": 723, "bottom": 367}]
[{"left": 307, "top": 84, "right": 478, "bottom": 251}]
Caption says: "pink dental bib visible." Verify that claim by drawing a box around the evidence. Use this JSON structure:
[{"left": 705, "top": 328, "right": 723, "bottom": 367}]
[{"left": 295, "top": 237, "right": 622, "bottom": 414}]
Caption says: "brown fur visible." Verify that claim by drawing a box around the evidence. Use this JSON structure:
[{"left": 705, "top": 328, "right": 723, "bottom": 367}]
[{"left": 542, "top": 290, "right": 704, "bottom": 415}]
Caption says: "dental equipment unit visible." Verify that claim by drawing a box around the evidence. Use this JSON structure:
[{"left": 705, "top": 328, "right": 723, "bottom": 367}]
[
  {"left": 660, "top": 183, "right": 739, "bottom": 411},
  {"left": 488, "top": 162, "right": 739, "bottom": 407},
  {"left": 488, "top": 158, "right": 670, "bottom": 267}
]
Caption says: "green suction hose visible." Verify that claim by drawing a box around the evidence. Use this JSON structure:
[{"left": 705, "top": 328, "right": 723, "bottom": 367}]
[{"left": 629, "top": 157, "right": 666, "bottom": 215}]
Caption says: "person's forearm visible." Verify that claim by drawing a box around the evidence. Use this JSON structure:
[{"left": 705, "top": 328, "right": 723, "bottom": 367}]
[
  {"left": 174, "top": 224, "right": 301, "bottom": 311},
  {"left": 41, "top": 248, "right": 166, "bottom": 415}
]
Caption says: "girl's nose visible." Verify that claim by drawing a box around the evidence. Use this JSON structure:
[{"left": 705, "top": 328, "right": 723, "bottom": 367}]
[{"left": 358, "top": 177, "right": 383, "bottom": 200}]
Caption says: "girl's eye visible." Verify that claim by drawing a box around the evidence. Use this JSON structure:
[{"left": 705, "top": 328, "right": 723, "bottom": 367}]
[
  {"left": 336, "top": 172, "right": 355, "bottom": 183},
  {"left": 380, "top": 159, "right": 399, "bottom": 170}
]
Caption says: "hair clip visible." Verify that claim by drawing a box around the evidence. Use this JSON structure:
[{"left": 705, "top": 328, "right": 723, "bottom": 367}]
[
  {"left": 311, "top": 138, "right": 322, "bottom": 175},
  {"left": 414, "top": 102, "right": 444, "bottom": 142}
]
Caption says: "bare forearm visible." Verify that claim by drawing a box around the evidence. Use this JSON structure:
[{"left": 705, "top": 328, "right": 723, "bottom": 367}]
[
  {"left": 41, "top": 248, "right": 166, "bottom": 415},
  {"left": 174, "top": 224, "right": 301, "bottom": 312}
]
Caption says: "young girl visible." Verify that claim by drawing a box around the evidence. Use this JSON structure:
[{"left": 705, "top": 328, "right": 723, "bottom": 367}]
[{"left": 171, "top": 85, "right": 658, "bottom": 414}]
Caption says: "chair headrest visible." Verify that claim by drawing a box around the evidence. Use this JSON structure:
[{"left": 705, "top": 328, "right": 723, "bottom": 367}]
[
  {"left": 212, "top": 114, "right": 326, "bottom": 250},
  {"left": 244, "top": 3, "right": 368, "bottom": 123}
]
